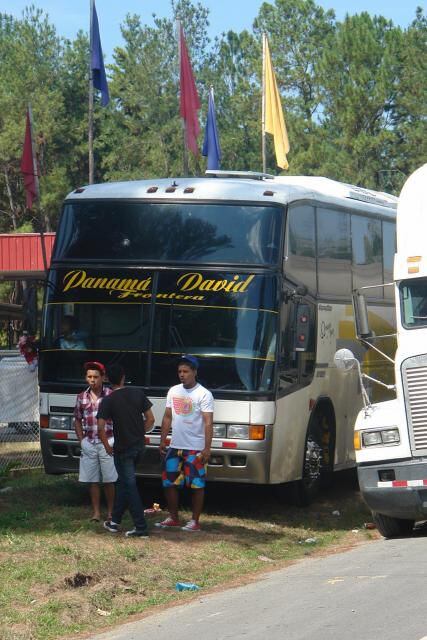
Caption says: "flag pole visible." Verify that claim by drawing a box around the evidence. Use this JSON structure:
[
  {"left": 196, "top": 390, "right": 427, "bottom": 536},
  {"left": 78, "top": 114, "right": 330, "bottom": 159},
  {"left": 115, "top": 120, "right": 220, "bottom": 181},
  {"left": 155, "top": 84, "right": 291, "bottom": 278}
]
[
  {"left": 261, "top": 33, "right": 267, "bottom": 174},
  {"left": 27, "top": 104, "right": 40, "bottom": 201},
  {"left": 28, "top": 104, "right": 50, "bottom": 234},
  {"left": 177, "top": 20, "right": 189, "bottom": 176},
  {"left": 88, "top": 0, "right": 95, "bottom": 184},
  {"left": 27, "top": 104, "right": 49, "bottom": 255}
]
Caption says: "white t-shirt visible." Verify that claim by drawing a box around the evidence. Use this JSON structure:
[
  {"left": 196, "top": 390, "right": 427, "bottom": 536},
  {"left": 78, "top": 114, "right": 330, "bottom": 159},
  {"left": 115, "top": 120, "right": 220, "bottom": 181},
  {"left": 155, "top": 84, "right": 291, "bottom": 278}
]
[{"left": 166, "top": 382, "right": 214, "bottom": 450}]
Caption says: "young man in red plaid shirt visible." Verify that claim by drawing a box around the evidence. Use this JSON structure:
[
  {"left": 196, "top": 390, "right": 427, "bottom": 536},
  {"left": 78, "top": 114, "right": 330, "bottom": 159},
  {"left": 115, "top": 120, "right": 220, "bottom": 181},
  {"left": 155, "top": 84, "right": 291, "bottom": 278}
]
[{"left": 74, "top": 361, "right": 117, "bottom": 521}]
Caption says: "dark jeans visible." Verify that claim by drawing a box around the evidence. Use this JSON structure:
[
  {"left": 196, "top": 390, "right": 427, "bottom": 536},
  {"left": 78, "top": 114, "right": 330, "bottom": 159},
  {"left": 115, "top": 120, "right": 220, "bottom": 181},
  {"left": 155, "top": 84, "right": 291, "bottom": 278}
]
[{"left": 112, "top": 443, "right": 147, "bottom": 533}]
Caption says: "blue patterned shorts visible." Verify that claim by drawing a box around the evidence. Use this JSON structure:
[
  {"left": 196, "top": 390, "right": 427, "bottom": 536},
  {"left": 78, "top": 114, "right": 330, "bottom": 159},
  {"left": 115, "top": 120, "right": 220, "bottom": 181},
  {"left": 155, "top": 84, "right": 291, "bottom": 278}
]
[{"left": 161, "top": 448, "right": 207, "bottom": 489}]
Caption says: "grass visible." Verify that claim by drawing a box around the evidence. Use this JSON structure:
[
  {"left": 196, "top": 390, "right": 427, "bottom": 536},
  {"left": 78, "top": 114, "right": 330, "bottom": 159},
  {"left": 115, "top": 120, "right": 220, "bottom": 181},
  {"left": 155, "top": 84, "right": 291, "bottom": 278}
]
[{"left": 0, "top": 470, "right": 377, "bottom": 640}]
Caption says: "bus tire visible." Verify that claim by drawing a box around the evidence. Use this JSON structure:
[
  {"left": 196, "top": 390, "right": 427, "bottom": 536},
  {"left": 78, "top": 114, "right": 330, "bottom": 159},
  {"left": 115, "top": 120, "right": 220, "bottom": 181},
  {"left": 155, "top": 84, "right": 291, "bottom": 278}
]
[
  {"left": 372, "top": 512, "right": 414, "bottom": 538},
  {"left": 291, "top": 422, "right": 323, "bottom": 507},
  {"left": 292, "top": 407, "right": 334, "bottom": 506}
]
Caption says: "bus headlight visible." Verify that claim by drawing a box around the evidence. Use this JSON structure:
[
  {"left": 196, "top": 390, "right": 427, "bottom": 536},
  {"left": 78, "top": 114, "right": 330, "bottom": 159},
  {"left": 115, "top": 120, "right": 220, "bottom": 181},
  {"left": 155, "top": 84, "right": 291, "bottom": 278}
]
[
  {"left": 49, "top": 415, "right": 72, "bottom": 430},
  {"left": 361, "top": 428, "right": 400, "bottom": 447},
  {"left": 227, "top": 425, "right": 265, "bottom": 440},
  {"left": 228, "top": 424, "right": 249, "bottom": 439},
  {"left": 213, "top": 423, "right": 226, "bottom": 438},
  {"left": 362, "top": 431, "right": 382, "bottom": 446},
  {"left": 381, "top": 428, "right": 400, "bottom": 444}
]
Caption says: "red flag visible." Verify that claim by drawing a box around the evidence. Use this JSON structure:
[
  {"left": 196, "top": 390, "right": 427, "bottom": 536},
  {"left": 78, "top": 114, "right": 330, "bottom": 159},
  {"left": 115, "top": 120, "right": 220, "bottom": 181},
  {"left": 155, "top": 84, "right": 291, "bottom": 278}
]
[
  {"left": 179, "top": 25, "right": 200, "bottom": 155},
  {"left": 20, "top": 109, "right": 38, "bottom": 209}
]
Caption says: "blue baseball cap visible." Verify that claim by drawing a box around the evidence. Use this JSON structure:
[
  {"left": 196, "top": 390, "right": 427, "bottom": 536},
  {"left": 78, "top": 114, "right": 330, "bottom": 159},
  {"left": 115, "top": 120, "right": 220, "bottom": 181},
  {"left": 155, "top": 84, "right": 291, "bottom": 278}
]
[{"left": 178, "top": 354, "right": 199, "bottom": 369}]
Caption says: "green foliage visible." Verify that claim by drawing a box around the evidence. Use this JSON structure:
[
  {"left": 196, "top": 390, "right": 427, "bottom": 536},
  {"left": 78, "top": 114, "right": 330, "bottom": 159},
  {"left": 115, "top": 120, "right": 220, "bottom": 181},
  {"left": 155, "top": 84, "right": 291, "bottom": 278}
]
[
  {"left": 392, "top": 8, "right": 427, "bottom": 183},
  {"left": 0, "top": 0, "right": 425, "bottom": 236},
  {"left": 0, "top": 7, "right": 89, "bottom": 231}
]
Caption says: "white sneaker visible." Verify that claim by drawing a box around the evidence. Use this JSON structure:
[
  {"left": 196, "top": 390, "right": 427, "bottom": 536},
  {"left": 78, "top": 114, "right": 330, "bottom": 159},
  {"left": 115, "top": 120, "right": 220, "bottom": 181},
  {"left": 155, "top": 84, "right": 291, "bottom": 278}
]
[{"left": 181, "top": 519, "right": 201, "bottom": 532}]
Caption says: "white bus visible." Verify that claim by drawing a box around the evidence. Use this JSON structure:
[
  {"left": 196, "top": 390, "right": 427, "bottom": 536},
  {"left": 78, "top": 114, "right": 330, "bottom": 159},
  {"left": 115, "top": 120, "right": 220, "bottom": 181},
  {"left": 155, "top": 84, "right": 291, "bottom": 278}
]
[{"left": 39, "top": 171, "right": 397, "bottom": 503}]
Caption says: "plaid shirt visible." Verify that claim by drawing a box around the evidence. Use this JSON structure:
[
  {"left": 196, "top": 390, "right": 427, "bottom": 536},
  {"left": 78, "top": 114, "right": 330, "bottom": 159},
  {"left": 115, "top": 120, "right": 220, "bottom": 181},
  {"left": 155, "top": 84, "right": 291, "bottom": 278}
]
[{"left": 74, "top": 386, "right": 113, "bottom": 444}]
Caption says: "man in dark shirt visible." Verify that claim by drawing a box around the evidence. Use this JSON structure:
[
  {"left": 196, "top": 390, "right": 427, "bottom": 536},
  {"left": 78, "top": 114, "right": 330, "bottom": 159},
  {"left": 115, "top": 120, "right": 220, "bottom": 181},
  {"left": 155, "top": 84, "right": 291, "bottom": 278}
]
[{"left": 97, "top": 364, "right": 155, "bottom": 538}]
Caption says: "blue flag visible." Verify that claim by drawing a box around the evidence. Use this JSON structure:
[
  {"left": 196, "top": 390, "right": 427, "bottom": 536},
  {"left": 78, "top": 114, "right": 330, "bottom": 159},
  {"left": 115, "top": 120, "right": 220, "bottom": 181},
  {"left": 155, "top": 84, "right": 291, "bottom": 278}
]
[
  {"left": 202, "top": 88, "right": 221, "bottom": 170},
  {"left": 91, "top": 1, "right": 109, "bottom": 107}
]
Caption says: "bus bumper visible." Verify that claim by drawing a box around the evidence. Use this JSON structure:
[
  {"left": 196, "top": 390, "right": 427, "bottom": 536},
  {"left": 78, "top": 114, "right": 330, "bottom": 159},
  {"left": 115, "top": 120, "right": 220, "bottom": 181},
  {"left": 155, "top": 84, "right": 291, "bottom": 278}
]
[
  {"left": 40, "top": 430, "right": 272, "bottom": 484},
  {"left": 40, "top": 429, "right": 81, "bottom": 474},
  {"left": 142, "top": 444, "right": 271, "bottom": 484},
  {"left": 358, "top": 458, "right": 427, "bottom": 521}
]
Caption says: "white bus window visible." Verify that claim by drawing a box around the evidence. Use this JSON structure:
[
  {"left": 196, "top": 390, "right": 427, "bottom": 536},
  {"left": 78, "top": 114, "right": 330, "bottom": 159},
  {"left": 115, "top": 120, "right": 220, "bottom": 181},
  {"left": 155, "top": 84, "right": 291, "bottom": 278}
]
[
  {"left": 317, "top": 209, "right": 351, "bottom": 296},
  {"left": 383, "top": 221, "right": 396, "bottom": 300},
  {"left": 286, "top": 205, "right": 316, "bottom": 293},
  {"left": 352, "top": 216, "right": 382, "bottom": 297}
]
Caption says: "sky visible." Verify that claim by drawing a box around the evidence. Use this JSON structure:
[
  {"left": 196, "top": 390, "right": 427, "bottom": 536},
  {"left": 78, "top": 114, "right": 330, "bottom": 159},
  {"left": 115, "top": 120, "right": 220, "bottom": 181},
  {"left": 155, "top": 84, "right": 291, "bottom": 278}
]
[{"left": 2, "top": 0, "right": 421, "bottom": 61}]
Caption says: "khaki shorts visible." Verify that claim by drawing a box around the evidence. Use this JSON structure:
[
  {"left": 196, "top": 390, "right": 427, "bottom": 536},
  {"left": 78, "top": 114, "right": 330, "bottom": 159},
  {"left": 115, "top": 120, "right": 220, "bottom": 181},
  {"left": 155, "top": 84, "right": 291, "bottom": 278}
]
[{"left": 79, "top": 438, "right": 118, "bottom": 483}]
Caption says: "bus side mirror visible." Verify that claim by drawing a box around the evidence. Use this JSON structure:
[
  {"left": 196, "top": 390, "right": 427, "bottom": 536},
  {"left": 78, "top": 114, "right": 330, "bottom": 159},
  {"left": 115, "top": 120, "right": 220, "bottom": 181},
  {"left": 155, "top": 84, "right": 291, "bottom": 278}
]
[
  {"left": 334, "top": 348, "right": 376, "bottom": 411},
  {"left": 282, "top": 284, "right": 308, "bottom": 303},
  {"left": 334, "top": 348, "right": 358, "bottom": 371},
  {"left": 352, "top": 292, "right": 372, "bottom": 339}
]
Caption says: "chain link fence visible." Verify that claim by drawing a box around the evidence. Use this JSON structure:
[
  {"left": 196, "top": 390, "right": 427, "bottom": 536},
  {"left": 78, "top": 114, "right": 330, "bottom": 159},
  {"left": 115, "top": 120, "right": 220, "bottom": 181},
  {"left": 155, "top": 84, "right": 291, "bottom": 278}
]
[{"left": 0, "top": 351, "right": 42, "bottom": 473}]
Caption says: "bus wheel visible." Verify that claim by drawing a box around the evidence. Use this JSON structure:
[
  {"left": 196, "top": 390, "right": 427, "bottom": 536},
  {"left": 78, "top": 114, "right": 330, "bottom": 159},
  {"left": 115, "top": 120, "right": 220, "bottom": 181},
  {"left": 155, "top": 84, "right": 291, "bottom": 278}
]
[
  {"left": 292, "top": 421, "right": 323, "bottom": 507},
  {"left": 372, "top": 512, "right": 415, "bottom": 538}
]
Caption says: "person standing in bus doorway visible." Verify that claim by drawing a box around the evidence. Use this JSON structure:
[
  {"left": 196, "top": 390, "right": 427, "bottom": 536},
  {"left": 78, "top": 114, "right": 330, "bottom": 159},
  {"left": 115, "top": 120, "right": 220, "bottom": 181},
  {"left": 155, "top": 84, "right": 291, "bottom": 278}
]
[
  {"left": 157, "top": 355, "right": 214, "bottom": 532},
  {"left": 97, "top": 364, "right": 155, "bottom": 538},
  {"left": 74, "top": 361, "right": 117, "bottom": 522}
]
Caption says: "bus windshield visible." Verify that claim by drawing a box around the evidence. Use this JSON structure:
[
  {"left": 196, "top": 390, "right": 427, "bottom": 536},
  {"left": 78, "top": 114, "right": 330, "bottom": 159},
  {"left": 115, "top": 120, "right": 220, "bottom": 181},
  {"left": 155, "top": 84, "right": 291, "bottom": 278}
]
[
  {"left": 41, "top": 268, "right": 278, "bottom": 392},
  {"left": 53, "top": 201, "right": 282, "bottom": 265}
]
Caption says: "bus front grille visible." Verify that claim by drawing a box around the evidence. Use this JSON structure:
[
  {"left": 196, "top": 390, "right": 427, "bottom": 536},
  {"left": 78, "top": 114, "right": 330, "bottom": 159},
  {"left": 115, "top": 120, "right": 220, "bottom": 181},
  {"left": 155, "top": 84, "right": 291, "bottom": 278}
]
[{"left": 404, "top": 362, "right": 427, "bottom": 453}]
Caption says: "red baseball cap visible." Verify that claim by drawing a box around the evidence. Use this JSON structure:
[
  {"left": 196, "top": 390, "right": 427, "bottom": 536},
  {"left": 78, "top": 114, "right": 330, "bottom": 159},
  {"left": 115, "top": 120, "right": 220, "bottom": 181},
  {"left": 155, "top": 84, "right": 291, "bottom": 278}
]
[{"left": 83, "top": 361, "right": 105, "bottom": 374}]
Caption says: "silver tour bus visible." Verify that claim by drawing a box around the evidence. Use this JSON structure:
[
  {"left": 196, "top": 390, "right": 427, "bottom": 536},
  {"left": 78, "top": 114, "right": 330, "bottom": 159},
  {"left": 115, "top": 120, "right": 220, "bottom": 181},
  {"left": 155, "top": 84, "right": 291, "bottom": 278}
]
[{"left": 39, "top": 171, "right": 397, "bottom": 504}]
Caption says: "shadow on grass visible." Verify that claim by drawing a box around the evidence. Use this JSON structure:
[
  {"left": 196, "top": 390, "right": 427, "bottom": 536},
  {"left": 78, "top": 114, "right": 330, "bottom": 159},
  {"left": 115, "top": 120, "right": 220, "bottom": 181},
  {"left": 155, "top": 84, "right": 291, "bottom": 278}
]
[{"left": 0, "top": 469, "right": 371, "bottom": 537}]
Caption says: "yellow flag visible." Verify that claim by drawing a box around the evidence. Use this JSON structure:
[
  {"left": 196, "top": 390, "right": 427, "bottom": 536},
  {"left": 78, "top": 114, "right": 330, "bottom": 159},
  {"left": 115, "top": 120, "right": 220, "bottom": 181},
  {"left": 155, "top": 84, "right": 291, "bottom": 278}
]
[{"left": 264, "top": 37, "right": 289, "bottom": 170}]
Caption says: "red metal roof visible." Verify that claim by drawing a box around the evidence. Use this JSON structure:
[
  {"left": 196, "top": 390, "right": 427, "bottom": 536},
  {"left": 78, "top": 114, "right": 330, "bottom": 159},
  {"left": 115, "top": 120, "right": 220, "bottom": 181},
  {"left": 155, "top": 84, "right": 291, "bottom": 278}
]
[{"left": 0, "top": 233, "right": 55, "bottom": 278}]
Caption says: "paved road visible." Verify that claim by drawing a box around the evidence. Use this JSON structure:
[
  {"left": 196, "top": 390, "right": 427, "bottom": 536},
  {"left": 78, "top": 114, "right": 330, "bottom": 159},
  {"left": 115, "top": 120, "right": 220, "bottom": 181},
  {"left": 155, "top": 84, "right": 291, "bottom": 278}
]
[{"left": 90, "top": 532, "right": 427, "bottom": 640}]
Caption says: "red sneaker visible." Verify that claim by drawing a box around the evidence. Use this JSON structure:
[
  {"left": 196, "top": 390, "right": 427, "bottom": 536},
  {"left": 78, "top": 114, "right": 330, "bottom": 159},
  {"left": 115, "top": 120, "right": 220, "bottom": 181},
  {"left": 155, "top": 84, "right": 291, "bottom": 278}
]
[
  {"left": 155, "top": 516, "right": 181, "bottom": 529},
  {"left": 181, "top": 519, "right": 201, "bottom": 532}
]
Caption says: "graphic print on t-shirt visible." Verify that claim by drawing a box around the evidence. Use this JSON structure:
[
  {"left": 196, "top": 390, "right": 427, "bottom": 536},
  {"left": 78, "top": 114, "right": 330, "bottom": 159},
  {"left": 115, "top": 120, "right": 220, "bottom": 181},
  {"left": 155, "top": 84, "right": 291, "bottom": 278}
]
[{"left": 172, "top": 396, "right": 194, "bottom": 416}]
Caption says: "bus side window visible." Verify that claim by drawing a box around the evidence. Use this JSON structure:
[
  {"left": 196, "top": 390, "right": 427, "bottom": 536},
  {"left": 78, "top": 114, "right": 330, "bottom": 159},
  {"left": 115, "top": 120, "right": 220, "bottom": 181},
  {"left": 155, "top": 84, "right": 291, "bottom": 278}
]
[
  {"left": 317, "top": 208, "right": 351, "bottom": 297},
  {"left": 351, "top": 215, "right": 382, "bottom": 297},
  {"left": 286, "top": 204, "right": 316, "bottom": 294},
  {"left": 383, "top": 221, "right": 396, "bottom": 300}
]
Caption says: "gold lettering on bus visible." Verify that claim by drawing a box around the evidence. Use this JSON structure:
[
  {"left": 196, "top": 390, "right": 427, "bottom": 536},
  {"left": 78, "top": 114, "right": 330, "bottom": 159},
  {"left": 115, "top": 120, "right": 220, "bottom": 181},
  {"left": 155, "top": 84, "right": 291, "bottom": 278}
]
[
  {"left": 61, "top": 269, "right": 252, "bottom": 301},
  {"left": 63, "top": 270, "right": 152, "bottom": 294},
  {"left": 176, "top": 272, "right": 255, "bottom": 293},
  {"left": 63, "top": 269, "right": 86, "bottom": 291}
]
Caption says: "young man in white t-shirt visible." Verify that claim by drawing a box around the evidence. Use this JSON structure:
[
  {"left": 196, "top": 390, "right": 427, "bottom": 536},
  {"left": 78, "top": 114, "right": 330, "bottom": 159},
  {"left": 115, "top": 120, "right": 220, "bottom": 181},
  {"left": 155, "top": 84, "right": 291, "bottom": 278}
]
[{"left": 157, "top": 355, "right": 214, "bottom": 532}]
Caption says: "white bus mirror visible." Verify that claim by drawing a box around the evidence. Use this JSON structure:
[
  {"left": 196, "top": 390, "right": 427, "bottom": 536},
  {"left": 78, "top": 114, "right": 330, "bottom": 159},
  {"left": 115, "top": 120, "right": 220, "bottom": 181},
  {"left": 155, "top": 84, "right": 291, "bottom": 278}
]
[
  {"left": 334, "top": 349, "right": 370, "bottom": 409},
  {"left": 334, "top": 348, "right": 358, "bottom": 372},
  {"left": 352, "top": 292, "right": 372, "bottom": 339}
]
